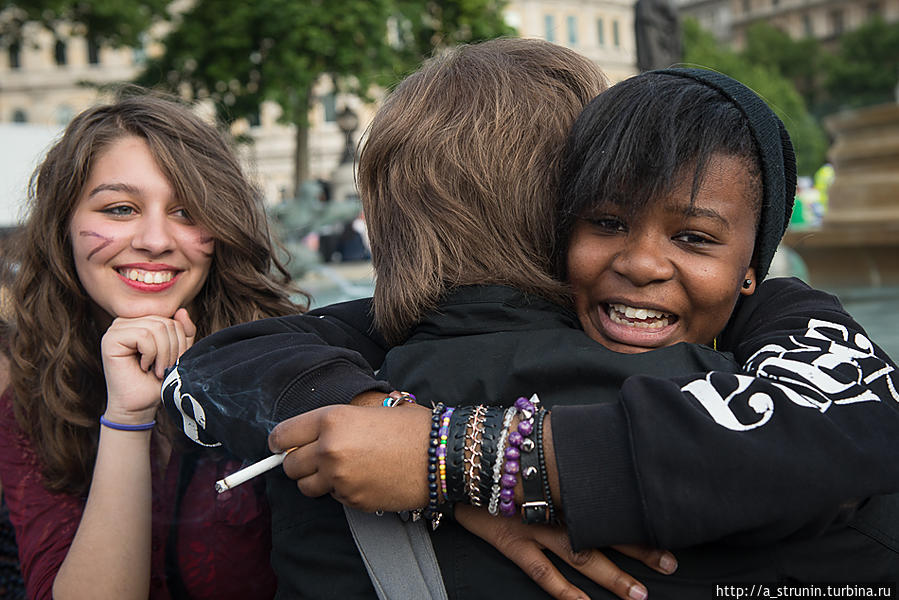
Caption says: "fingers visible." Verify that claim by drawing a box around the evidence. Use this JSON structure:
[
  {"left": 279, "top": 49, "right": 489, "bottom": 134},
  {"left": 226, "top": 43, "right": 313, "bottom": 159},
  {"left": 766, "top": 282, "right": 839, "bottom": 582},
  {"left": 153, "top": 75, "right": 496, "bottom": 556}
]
[
  {"left": 280, "top": 440, "right": 320, "bottom": 482},
  {"left": 272, "top": 408, "right": 353, "bottom": 499},
  {"left": 612, "top": 544, "right": 677, "bottom": 576},
  {"left": 273, "top": 416, "right": 353, "bottom": 502},
  {"left": 533, "top": 527, "right": 650, "bottom": 600},
  {"left": 501, "top": 540, "right": 592, "bottom": 600},
  {"left": 454, "top": 505, "right": 590, "bottom": 600},
  {"left": 173, "top": 308, "right": 197, "bottom": 347},
  {"left": 269, "top": 405, "right": 432, "bottom": 512},
  {"left": 269, "top": 412, "right": 322, "bottom": 454},
  {"left": 103, "top": 315, "right": 193, "bottom": 379}
]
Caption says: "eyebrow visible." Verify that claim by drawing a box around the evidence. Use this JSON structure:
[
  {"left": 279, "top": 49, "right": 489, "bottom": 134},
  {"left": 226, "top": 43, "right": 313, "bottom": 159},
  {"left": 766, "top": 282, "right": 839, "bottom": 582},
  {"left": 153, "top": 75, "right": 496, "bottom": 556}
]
[
  {"left": 675, "top": 204, "right": 731, "bottom": 231},
  {"left": 87, "top": 182, "right": 142, "bottom": 199}
]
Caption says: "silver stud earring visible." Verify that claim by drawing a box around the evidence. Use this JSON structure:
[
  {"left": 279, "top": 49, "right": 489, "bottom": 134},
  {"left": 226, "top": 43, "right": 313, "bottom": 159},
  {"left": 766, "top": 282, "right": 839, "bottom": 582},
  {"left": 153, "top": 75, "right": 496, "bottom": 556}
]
[{"left": 742, "top": 279, "right": 753, "bottom": 289}]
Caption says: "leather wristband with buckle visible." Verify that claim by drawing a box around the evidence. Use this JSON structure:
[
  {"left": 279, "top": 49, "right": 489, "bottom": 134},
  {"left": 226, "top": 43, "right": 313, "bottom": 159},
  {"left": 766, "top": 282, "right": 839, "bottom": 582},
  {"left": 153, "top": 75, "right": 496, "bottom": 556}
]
[{"left": 518, "top": 408, "right": 550, "bottom": 524}]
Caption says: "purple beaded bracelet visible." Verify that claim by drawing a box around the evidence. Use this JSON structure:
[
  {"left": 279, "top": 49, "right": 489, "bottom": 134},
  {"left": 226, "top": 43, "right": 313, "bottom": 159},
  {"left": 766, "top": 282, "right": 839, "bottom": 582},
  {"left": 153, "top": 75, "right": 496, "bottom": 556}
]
[{"left": 498, "top": 396, "right": 538, "bottom": 517}]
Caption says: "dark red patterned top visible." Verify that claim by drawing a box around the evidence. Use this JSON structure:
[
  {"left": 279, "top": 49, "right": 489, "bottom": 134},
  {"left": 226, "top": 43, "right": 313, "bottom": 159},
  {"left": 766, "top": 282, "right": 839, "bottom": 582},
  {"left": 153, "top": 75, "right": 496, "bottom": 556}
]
[{"left": 0, "top": 389, "right": 276, "bottom": 599}]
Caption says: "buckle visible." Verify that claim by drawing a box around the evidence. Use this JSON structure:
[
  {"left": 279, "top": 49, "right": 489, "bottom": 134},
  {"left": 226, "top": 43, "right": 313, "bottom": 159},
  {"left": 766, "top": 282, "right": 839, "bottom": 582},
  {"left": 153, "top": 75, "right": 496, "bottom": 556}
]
[{"left": 521, "top": 500, "right": 550, "bottom": 524}]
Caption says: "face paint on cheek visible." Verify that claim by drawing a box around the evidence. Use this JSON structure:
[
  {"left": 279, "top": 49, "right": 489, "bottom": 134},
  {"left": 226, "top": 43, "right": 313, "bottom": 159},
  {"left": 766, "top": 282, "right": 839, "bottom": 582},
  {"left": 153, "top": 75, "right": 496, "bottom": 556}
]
[
  {"left": 80, "top": 231, "right": 114, "bottom": 260},
  {"left": 197, "top": 234, "right": 215, "bottom": 258}
]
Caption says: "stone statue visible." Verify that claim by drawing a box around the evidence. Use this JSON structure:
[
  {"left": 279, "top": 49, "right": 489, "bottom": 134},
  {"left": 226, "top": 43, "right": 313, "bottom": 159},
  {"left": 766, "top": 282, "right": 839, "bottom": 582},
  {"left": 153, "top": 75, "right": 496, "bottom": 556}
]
[{"left": 635, "top": 0, "right": 682, "bottom": 72}]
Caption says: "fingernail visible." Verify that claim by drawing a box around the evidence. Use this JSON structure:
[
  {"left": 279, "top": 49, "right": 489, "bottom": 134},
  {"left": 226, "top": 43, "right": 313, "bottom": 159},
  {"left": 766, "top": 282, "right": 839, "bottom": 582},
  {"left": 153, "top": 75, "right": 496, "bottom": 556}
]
[
  {"left": 629, "top": 584, "right": 648, "bottom": 600},
  {"left": 659, "top": 552, "right": 678, "bottom": 574}
]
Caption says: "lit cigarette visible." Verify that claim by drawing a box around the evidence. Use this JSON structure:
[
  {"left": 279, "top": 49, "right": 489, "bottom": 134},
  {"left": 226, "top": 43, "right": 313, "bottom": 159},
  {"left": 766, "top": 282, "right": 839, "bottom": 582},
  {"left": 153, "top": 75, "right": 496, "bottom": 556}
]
[{"left": 215, "top": 447, "right": 297, "bottom": 494}]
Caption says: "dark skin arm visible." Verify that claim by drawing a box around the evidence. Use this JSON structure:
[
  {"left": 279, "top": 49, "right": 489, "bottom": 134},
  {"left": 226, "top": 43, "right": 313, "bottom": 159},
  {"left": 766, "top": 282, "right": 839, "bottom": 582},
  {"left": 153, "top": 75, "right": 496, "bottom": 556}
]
[{"left": 271, "top": 392, "right": 676, "bottom": 600}]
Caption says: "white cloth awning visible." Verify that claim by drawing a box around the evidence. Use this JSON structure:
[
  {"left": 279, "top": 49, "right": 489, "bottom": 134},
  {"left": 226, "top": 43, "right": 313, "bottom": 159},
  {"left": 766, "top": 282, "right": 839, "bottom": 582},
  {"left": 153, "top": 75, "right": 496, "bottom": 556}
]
[{"left": 0, "top": 124, "right": 62, "bottom": 228}]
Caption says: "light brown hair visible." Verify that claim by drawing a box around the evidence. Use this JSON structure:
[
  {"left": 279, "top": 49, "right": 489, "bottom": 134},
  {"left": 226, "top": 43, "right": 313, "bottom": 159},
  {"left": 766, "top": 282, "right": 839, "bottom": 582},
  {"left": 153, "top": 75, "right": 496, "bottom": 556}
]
[
  {"left": 358, "top": 38, "right": 608, "bottom": 343},
  {"left": 2, "top": 90, "right": 306, "bottom": 494}
]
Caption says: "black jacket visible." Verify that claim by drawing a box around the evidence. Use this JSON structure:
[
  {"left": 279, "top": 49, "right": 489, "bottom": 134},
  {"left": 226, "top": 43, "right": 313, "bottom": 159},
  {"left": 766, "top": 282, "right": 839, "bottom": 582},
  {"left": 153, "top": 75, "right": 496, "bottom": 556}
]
[{"left": 163, "top": 278, "right": 899, "bottom": 596}]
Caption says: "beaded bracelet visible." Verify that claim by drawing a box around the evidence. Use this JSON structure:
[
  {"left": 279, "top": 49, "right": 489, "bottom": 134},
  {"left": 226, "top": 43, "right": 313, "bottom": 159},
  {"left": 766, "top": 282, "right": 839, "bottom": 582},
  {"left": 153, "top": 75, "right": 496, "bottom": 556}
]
[
  {"left": 500, "top": 396, "right": 540, "bottom": 518},
  {"left": 498, "top": 402, "right": 525, "bottom": 517},
  {"left": 436, "top": 407, "right": 454, "bottom": 497},
  {"left": 488, "top": 406, "right": 517, "bottom": 516},
  {"left": 424, "top": 403, "right": 445, "bottom": 530},
  {"left": 100, "top": 415, "right": 156, "bottom": 431}
]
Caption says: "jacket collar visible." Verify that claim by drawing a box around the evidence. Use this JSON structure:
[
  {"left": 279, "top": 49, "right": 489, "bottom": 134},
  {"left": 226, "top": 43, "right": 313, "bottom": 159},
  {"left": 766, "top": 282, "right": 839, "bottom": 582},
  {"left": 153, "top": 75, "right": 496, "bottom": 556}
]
[{"left": 407, "top": 285, "right": 580, "bottom": 341}]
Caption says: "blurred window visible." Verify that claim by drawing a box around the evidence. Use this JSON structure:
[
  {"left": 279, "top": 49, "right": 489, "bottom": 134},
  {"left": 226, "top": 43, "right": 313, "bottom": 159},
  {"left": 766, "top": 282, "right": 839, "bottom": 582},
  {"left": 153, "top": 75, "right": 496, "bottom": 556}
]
[
  {"left": 87, "top": 39, "right": 100, "bottom": 65},
  {"left": 567, "top": 16, "right": 578, "bottom": 45},
  {"left": 322, "top": 93, "right": 337, "bottom": 123},
  {"left": 54, "top": 39, "right": 67, "bottom": 66},
  {"left": 8, "top": 43, "right": 20, "bottom": 69},
  {"left": 545, "top": 15, "right": 556, "bottom": 42},
  {"left": 830, "top": 9, "right": 844, "bottom": 35}
]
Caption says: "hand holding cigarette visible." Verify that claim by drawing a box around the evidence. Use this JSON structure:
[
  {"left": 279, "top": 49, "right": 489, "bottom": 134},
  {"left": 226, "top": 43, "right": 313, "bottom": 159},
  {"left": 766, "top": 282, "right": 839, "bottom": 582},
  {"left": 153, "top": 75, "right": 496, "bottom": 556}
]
[{"left": 215, "top": 447, "right": 297, "bottom": 493}]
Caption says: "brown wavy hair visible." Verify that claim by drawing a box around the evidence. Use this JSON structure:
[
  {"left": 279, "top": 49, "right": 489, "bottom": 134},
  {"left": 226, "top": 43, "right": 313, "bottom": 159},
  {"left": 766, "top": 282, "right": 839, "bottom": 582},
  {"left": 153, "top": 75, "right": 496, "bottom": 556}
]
[
  {"left": 358, "top": 38, "right": 608, "bottom": 343},
  {"left": 2, "top": 90, "right": 306, "bottom": 495}
]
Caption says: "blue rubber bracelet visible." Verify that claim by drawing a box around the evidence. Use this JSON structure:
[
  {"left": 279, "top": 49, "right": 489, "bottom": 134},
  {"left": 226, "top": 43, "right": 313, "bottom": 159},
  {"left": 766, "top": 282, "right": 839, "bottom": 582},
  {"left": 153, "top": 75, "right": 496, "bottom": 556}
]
[{"left": 100, "top": 415, "right": 156, "bottom": 431}]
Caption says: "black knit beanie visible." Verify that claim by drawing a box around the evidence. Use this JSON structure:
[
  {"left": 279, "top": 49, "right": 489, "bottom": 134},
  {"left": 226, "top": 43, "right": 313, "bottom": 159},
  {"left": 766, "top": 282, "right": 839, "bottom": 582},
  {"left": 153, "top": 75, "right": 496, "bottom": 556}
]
[{"left": 650, "top": 68, "right": 797, "bottom": 282}]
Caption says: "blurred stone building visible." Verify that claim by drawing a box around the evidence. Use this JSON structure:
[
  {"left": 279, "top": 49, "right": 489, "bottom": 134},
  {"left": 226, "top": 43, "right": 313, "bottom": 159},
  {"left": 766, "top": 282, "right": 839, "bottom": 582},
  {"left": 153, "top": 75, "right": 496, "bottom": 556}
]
[
  {"left": 0, "top": 0, "right": 640, "bottom": 226},
  {"left": 678, "top": 0, "right": 899, "bottom": 45}
]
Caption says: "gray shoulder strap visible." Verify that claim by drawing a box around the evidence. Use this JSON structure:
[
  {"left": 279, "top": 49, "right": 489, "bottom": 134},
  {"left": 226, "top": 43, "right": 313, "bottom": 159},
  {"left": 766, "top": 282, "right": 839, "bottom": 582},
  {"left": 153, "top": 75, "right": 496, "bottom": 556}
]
[{"left": 344, "top": 506, "right": 449, "bottom": 600}]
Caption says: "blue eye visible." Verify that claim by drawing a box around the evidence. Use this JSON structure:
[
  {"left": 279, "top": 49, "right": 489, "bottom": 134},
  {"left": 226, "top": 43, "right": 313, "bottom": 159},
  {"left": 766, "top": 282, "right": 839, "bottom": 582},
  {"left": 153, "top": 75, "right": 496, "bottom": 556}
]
[{"left": 102, "top": 205, "right": 135, "bottom": 217}]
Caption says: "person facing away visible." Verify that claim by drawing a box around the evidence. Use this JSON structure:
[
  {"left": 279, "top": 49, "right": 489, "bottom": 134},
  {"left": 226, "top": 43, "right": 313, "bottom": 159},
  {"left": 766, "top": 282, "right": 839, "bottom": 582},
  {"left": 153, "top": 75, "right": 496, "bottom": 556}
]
[
  {"left": 163, "top": 41, "right": 899, "bottom": 599},
  {"left": 0, "top": 91, "right": 307, "bottom": 599}
]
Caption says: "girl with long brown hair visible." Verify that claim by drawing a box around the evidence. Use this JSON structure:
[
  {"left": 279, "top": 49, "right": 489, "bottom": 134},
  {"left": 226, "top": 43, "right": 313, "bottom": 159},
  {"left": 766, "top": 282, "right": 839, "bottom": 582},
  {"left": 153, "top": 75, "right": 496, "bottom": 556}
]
[{"left": 0, "top": 91, "right": 306, "bottom": 599}]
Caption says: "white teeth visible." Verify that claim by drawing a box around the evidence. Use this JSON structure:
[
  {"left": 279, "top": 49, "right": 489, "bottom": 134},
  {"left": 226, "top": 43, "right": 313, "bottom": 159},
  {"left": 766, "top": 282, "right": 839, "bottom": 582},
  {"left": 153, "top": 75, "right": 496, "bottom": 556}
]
[
  {"left": 119, "top": 268, "right": 174, "bottom": 284},
  {"left": 608, "top": 303, "right": 673, "bottom": 329}
]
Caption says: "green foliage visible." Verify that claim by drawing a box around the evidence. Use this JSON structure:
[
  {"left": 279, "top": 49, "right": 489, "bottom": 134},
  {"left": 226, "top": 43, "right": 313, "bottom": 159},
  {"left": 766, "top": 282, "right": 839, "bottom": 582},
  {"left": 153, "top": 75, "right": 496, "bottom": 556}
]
[
  {"left": 682, "top": 19, "right": 828, "bottom": 175},
  {"left": 0, "top": 0, "right": 168, "bottom": 47},
  {"left": 136, "top": 0, "right": 514, "bottom": 191},
  {"left": 135, "top": 0, "right": 513, "bottom": 128},
  {"left": 742, "top": 22, "right": 821, "bottom": 82},
  {"left": 742, "top": 22, "right": 824, "bottom": 108},
  {"left": 826, "top": 17, "right": 899, "bottom": 110},
  {"left": 392, "top": 0, "right": 515, "bottom": 73}
]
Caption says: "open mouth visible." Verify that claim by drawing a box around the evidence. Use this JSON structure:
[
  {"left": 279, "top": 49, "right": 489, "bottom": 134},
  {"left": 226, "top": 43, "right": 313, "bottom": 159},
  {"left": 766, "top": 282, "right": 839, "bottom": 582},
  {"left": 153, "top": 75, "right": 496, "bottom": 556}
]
[
  {"left": 117, "top": 268, "right": 176, "bottom": 285},
  {"left": 606, "top": 303, "right": 676, "bottom": 329}
]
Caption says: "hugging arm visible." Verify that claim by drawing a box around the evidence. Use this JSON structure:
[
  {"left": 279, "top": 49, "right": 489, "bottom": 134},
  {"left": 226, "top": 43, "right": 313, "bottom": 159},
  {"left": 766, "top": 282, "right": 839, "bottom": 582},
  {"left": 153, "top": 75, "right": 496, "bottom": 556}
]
[
  {"left": 553, "top": 277, "right": 899, "bottom": 550},
  {"left": 165, "top": 278, "right": 899, "bottom": 558},
  {"left": 270, "top": 279, "right": 899, "bottom": 552},
  {"left": 162, "top": 298, "right": 391, "bottom": 461}
]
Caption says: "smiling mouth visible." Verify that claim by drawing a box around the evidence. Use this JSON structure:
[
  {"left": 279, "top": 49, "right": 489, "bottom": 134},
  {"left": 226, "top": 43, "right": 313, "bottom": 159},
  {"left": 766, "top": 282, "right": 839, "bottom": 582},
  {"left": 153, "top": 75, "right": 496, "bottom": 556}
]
[
  {"left": 117, "top": 268, "right": 176, "bottom": 285},
  {"left": 606, "top": 303, "right": 676, "bottom": 329}
]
